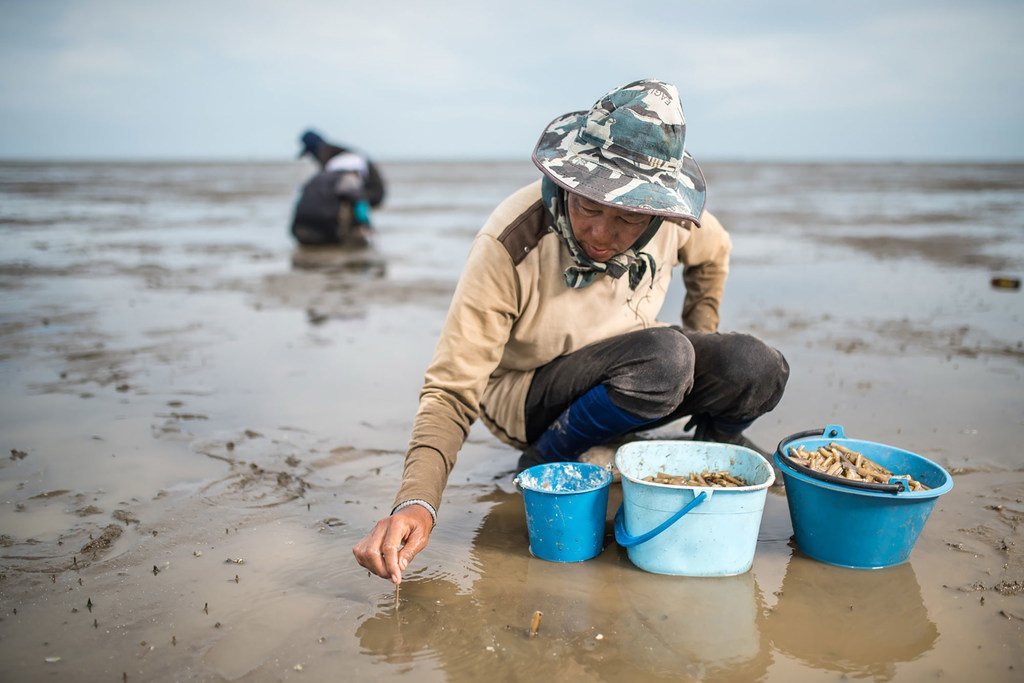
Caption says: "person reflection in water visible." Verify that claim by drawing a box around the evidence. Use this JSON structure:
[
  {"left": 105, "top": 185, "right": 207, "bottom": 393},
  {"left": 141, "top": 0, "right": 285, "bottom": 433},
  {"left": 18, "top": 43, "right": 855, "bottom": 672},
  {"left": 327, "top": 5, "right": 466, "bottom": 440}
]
[
  {"left": 355, "top": 489, "right": 773, "bottom": 681},
  {"left": 353, "top": 79, "right": 789, "bottom": 583}
]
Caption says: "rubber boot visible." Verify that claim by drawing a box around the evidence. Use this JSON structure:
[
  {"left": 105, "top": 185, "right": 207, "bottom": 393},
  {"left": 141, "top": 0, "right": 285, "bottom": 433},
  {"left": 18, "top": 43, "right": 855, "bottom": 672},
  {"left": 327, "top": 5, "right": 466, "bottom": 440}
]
[{"left": 516, "top": 385, "right": 657, "bottom": 474}]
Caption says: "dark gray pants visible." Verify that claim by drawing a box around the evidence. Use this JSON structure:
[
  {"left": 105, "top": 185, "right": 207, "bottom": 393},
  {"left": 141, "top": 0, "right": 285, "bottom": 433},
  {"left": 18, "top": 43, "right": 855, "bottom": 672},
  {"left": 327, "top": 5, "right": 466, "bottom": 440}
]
[{"left": 523, "top": 327, "right": 789, "bottom": 443}]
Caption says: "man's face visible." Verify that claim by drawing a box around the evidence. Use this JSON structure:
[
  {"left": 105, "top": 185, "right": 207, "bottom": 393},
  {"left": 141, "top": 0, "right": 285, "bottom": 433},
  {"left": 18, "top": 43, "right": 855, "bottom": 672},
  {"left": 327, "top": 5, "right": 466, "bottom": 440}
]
[{"left": 566, "top": 193, "right": 652, "bottom": 262}]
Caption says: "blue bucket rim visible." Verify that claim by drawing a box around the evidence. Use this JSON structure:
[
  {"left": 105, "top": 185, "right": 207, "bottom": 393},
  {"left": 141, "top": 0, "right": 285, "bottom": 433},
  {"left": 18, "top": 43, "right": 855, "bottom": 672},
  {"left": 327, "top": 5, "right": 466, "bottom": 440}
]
[
  {"left": 615, "top": 440, "right": 776, "bottom": 492},
  {"left": 775, "top": 434, "right": 953, "bottom": 499},
  {"left": 514, "top": 461, "right": 613, "bottom": 495}
]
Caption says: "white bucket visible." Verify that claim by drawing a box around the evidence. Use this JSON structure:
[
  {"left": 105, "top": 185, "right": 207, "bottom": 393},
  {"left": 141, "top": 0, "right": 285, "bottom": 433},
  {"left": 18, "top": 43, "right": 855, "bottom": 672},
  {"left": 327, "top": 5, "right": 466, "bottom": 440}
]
[{"left": 614, "top": 440, "right": 774, "bottom": 576}]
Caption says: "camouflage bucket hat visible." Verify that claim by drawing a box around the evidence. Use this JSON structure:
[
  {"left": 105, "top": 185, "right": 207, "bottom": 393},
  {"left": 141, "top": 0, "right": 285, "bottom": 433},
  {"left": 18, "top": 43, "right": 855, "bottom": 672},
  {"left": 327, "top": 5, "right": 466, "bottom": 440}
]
[{"left": 532, "top": 79, "right": 706, "bottom": 224}]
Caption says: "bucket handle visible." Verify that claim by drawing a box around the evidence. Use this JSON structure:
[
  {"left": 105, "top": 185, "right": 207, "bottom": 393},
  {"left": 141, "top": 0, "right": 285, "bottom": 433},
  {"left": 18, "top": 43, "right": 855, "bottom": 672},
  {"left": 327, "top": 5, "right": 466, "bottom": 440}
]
[
  {"left": 776, "top": 425, "right": 905, "bottom": 494},
  {"left": 613, "top": 490, "right": 710, "bottom": 548}
]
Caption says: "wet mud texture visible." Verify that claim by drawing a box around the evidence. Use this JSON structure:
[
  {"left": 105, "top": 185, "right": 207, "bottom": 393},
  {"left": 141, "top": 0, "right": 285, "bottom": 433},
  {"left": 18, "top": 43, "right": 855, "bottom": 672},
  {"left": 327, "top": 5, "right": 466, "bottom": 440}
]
[{"left": 1, "top": 161, "right": 1023, "bottom": 681}]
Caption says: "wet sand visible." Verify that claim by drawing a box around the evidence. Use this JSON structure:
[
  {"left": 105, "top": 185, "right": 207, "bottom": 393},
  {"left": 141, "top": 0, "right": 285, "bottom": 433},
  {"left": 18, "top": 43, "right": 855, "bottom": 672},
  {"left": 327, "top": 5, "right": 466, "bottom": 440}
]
[{"left": 1, "top": 160, "right": 1023, "bottom": 681}]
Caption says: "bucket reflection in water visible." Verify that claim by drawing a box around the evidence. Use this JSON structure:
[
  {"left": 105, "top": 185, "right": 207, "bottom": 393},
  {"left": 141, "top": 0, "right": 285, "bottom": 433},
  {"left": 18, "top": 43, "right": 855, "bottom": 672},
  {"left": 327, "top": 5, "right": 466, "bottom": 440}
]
[
  {"left": 613, "top": 565, "right": 771, "bottom": 681},
  {"left": 357, "top": 490, "right": 779, "bottom": 681},
  {"left": 354, "top": 491, "right": 626, "bottom": 680},
  {"left": 476, "top": 488, "right": 618, "bottom": 658},
  {"left": 765, "top": 555, "right": 938, "bottom": 680}
]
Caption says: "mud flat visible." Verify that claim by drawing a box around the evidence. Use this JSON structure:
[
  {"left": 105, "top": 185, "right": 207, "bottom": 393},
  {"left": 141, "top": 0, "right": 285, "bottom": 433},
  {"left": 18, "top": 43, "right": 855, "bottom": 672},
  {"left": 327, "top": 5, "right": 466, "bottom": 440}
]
[{"left": 1, "top": 160, "right": 1022, "bottom": 680}]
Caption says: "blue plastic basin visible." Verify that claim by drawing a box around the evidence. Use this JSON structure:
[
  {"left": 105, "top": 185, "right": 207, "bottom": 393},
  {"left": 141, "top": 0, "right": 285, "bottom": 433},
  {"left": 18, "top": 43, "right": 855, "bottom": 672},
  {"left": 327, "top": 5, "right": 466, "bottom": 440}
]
[{"left": 775, "top": 424, "right": 954, "bottom": 569}]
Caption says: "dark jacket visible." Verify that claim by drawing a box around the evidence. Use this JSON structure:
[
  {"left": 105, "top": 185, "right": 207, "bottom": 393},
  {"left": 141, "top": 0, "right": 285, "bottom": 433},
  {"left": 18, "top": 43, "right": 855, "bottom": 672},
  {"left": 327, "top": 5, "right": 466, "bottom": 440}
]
[{"left": 310, "top": 142, "right": 386, "bottom": 207}]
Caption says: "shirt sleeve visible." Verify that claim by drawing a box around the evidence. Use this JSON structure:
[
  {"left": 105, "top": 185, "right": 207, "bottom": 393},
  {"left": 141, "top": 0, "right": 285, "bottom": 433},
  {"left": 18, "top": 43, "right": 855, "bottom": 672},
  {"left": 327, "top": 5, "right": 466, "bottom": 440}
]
[
  {"left": 678, "top": 210, "right": 732, "bottom": 332},
  {"left": 393, "top": 235, "right": 519, "bottom": 512}
]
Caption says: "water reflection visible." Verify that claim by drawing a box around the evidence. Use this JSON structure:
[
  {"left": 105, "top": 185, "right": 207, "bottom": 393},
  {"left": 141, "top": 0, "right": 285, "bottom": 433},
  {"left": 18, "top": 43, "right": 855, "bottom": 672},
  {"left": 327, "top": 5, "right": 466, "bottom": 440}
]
[
  {"left": 356, "top": 489, "right": 774, "bottom": 682},
  {"left": 289, "top": 244, "right": 387, "bottom": 279},
  {"left": 765, "top": 555, "right": 938, "bottom": 680},
  {"left": 249, "top": 245, "right": 389, "bottom": 322},
  {"left": 354, "top": 576, "right": 464, "bottom": 668},
  {"left": 611, "top": 566, "right": 771, "bottom": 681}
]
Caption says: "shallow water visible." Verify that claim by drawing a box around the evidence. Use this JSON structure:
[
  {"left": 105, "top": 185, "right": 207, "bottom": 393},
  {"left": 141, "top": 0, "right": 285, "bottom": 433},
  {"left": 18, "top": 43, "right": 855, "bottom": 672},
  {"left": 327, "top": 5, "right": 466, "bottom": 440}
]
[{"left": 1, "top": 160, "right": 1022, "bottom": 681}]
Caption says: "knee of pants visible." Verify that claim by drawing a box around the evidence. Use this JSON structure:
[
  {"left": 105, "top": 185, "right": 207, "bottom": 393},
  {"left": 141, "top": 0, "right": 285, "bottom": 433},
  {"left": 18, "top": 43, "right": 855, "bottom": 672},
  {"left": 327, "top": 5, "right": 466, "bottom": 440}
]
[
  {"left": 721, "top": 334, "right": 790, "bottom": 416},
  {"left": 606, "top": 328, "right": 694, "bottom": 418}
]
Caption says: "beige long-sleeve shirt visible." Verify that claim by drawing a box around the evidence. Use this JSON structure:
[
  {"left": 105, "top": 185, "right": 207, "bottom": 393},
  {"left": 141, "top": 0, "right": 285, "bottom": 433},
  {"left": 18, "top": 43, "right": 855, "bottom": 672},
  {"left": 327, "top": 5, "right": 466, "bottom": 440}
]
[{"left": 395, "top": 180, "right": 731, "bottom": 511}]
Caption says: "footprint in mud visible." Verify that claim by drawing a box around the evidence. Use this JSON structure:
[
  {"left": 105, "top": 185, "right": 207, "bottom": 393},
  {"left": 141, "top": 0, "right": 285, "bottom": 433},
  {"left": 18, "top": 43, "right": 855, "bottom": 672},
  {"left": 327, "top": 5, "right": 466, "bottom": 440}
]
[
  {"left": 112, "top": 509, "right": 140, "bottom": 525},
  {"left": 200, "top": 466, "right": 310, "bottom": 509},
  {"left": 80, "top": 524, "right": 124, "bottom": 560},
  {"left": 30, "top": 489, "right": 70, "bottom": 499},
  {"left": 318, "top": 517, "right": 346, "bottom": 531}
]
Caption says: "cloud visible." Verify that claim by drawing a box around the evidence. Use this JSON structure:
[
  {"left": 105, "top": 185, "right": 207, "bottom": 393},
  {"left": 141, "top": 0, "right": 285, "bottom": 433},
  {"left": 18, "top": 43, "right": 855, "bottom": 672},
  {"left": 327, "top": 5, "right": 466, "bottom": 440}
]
[
  {"left": 651, "top": 3, "right": 1024, "bottom": 116},
  {"left": 0, "top": 0, "right": 1020, "bottom": 159}
]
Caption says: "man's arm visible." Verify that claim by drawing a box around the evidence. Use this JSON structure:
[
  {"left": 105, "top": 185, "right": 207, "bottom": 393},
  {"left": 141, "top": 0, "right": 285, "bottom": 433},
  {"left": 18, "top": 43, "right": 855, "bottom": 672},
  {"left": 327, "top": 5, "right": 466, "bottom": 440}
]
[
  {"left": 353, "top": 234, "right": 519, "bottom": 582},
  {"left": 679, "top": 210, "right": 731, "bottom": 332},
  {"left": 365, "top": 161, "right": 386, "bottom": 207}
]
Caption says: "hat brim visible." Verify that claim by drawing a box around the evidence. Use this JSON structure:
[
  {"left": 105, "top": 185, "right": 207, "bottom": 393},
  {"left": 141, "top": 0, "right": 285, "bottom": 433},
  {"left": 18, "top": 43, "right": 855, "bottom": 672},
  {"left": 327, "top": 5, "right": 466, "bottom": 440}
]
[{"left": 531, "top": 111, "right": 707, "bottom": 225}]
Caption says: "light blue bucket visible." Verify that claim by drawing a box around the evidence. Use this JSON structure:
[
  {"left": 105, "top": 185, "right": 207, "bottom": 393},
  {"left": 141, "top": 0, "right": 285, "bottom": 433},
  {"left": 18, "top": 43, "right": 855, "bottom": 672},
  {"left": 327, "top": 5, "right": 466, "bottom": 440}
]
[
  {"left": 614, "top": 441, "right": 775, "bottom": 576},
  {"left": 774, "top": 424, "right": 953, "bottom": 569},
  {"left": 513, "top": 462, "right": 613, "bottom": 563}
]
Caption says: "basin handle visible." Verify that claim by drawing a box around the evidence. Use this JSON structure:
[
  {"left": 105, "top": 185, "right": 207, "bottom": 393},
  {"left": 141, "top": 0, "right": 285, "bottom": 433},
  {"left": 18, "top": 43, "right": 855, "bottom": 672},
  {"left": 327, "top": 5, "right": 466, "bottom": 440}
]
[
  {"left": 775, "top": 425, "right": 905, "bottom": 494},
  {"left": 613, "top": 490, "right": 709, "bottom": 548}
]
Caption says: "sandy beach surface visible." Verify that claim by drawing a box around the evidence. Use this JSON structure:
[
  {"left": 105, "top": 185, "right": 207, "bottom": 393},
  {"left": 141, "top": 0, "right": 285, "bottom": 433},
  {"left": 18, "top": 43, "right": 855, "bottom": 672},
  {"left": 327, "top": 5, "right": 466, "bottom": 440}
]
[{"left": 1, "top": 159, "right": 1022, "bottom": 681}]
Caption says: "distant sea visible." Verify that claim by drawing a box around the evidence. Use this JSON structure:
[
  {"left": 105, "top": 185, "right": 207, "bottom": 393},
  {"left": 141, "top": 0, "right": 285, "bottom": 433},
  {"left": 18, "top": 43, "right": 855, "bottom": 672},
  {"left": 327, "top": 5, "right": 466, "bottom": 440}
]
[
  {"left": 3, "top": 158, "right": 1021, "bottom": 317},
  {"left": 3, "top": 159, "right": 1021, "bottom": 249}
]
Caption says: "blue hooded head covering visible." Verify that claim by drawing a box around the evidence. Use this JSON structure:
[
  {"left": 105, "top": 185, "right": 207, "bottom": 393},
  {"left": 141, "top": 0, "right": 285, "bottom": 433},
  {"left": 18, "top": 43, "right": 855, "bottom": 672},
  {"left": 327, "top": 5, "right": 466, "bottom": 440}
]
[{"left": 298, "top": 130, "right": 325, "bottom": 158}]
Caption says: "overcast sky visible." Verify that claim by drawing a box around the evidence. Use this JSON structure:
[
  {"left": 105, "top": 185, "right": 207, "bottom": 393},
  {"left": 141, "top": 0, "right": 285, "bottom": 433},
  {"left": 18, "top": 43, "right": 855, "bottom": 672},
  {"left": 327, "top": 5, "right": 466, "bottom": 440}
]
[{"left": 1, "top": 0, "right": 1021, "bottom": 161}]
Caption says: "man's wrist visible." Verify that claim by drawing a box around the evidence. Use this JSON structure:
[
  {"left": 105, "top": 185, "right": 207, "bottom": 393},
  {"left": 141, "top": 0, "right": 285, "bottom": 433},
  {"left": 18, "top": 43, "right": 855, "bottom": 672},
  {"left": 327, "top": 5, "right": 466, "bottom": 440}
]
[{"left": 391, "top": 499, "right": 437, "bottom": 527}]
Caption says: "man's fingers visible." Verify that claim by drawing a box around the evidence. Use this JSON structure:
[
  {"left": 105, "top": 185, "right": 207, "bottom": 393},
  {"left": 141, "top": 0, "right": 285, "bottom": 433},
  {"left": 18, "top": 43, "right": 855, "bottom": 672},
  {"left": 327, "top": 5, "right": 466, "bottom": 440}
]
[
  {"left": 352, "top": 521, "right": 390, "bottom": 579},
  {"left": 397, "top": 525, "right": 429, "bottom": 573},
  {"left": 352, "top": 507, "right": 433, "bottom": 583},
  {"left": 352, "top": 542, "right": 386, "bottom": 578},
  {"left": 381, "top": 530, "right": 407, "bottom": 584},
  {"left": 389, "top": 506, "right": 435, "bottom": 580}
]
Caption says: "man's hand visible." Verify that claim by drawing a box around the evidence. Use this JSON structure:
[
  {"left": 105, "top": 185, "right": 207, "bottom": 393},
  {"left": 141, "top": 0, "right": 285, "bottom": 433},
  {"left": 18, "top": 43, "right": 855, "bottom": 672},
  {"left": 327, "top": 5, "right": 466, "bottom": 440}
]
[{"left": 352, "top": 505, "right": 433, "bottom": 584}]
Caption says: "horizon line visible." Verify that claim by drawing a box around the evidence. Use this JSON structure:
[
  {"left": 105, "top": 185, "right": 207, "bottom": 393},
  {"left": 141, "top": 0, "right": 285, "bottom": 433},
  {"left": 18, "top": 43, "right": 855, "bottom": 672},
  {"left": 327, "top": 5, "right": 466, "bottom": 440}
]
[{"left": 1, "top": 155, "right": 1023, "bottom": 166}]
